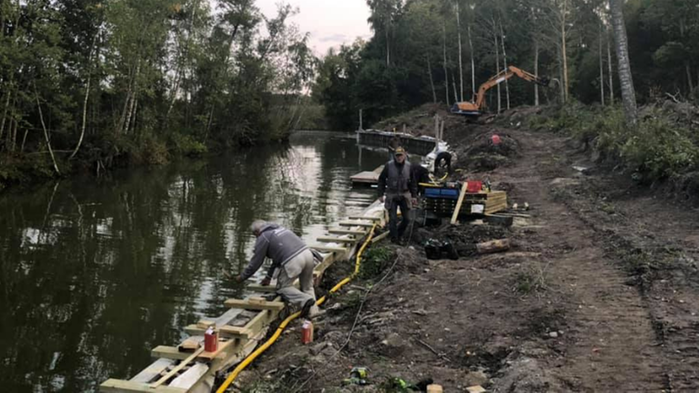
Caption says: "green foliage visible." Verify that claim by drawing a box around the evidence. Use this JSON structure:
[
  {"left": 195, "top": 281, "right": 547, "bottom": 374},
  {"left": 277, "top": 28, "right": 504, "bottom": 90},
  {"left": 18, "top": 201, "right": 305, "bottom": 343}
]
[
  {"left": 359, "top": 246, "right": 393, "bottom": 279},
  {"left": 0, "top": 0, "right": 316, "bottom": 184},
  {"left": 169, "top": 134, "right": 208, "bottom": 157},
  {"left": 536, "top": 105, "right": 699, "bottom": 182}
]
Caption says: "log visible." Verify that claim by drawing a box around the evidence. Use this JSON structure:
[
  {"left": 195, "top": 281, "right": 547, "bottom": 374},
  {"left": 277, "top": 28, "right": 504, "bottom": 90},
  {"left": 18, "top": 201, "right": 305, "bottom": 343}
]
[{"left": 476, "top": 239, "right": 511, "bottom": 254}]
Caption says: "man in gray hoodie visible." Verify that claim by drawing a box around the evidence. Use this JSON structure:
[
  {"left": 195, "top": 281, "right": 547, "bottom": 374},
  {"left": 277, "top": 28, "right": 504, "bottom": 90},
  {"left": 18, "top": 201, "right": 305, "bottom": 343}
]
[{"left": 235, "top": 220, "right": 320, "bottom": 318}]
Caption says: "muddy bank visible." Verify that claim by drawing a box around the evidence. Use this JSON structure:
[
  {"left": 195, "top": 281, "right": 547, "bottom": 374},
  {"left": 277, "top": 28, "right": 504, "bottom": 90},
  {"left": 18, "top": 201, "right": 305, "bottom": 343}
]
[{"left": 223, "top": 106, "right": 699, "bottom": 392}]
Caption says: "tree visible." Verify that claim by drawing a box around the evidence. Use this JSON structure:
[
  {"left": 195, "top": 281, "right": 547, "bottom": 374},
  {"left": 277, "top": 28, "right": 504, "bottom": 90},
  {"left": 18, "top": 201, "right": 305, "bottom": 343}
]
[{"left": 610, "top": 0, "right": 638, "bottom": 124}]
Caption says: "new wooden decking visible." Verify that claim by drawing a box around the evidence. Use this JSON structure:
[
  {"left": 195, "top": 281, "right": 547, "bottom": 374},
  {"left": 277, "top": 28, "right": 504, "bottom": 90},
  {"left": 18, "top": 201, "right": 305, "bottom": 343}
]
[{"left": 100, "top": 204, "right": 385, "bottom": 393}]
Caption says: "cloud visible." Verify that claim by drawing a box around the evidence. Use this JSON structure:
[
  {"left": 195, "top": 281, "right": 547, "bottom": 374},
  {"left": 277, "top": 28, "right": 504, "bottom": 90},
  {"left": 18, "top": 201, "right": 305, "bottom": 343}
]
[{"left": 318, "top": 34, "right": 351, "bottom": 43}]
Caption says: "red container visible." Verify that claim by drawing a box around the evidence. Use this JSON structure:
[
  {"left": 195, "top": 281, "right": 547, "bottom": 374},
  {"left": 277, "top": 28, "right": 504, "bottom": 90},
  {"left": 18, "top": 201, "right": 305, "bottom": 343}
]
[
  {"left": 301, "top": 320, "right": 314, "bottom": 344},
  {"left": 467, "top": 181, "right": 483, "bottom": 193},
  {"left": 204, "top": 327, "right": 218, "bottom": 352}
]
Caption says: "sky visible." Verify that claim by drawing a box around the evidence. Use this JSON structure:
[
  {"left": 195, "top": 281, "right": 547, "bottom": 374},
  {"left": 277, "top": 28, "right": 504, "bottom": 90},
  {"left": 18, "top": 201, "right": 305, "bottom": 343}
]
[{"left": 255, "top": 0, "right": 372, "bottom": 56}]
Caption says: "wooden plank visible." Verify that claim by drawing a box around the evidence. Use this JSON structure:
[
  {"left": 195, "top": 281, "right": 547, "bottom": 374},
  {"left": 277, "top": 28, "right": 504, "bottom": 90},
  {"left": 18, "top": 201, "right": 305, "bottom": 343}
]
[
  {"left": 219, "top": 325, "right": 254, "bottom": 339},
  {"left": 101, "top": 379, "right": 186, "bottom": 393},
  {"left": 196, "top": 320, "right": 215, "bottom": 329},
  {"left": 150, "top": 348, "right": 204, "bottom": 387},
  {"left": 244, "top": 307, "right": 281, "bottom": 336},
  {"left": 350, "top": 171, "right": 380, "bottom": 184},
  {"left": 212, "top": 308, "right": 244, "bottom": 328},
  {"left": 310, "top": 245, "right": 348, "bottom": 253},
  {"left": 224, "top": 298, "right": 285, "bottom": 311},
  {"left": 185, "top": 324, "right": 254, "bottom": 340},
  {"left": 338, "top": 221, "right": 375, "bottom": 228},
  {"left": 246, "top": 283, "right": 279, "bottom": 293},
  {"left": 328, "top": 228, "right": 367, "bottom": 236},
  {"left": 371, "top": 231, "right": 390, "bottom": 244},
  {"left": 151, "top": 346, "right": 194, "bottom": 361},
  {"left": 316, "top": 236, "right": 357, "bottom": 243},
  {"left": 169, "top": 363, "right": 209, "bottom": 389},
  {"left": 450, "top": 182, "right": 469, "bottom": 224},
  {"left": 130, "top": 358, "right": 175, "bottom": 384},
  {"left": 348, "top": 216, "right": 381, "bottom": 221},
  {"left": 198, "top": 339, "right": 237, "bottom": 360}
]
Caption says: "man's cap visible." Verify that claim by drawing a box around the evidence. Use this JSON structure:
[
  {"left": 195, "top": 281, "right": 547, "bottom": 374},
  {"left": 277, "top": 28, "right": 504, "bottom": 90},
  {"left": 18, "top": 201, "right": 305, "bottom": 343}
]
[{"left": 394, "top": 146, "right": 406, "bottom": 155}]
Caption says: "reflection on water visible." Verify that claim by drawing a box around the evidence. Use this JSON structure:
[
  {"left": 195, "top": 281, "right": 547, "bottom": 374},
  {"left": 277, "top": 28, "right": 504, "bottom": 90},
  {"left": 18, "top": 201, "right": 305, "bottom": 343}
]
[{"left": 0, "top": 132, "right": 385, "bottom": 392}]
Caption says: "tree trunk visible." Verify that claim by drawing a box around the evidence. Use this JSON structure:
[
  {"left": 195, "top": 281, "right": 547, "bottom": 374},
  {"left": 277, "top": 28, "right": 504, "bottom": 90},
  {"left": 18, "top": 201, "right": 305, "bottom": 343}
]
[
  {"left": 456, "top": 0, "right": 464, "bottom": 101},
  {"left": 0, "top": 89, "right": 10, "bottom": 142},
  {"left": 70, "top": 75, "right": 90, "bottom": 160},
  {"left": 607, "top": 34, "right": 614, "bottom": 105},
  {"left": 561, "top": 0, "right": 569, "bottom": 103},
  {"left": 123, "top": 93, "right": 136, "bottom": 135},
  {"left": 610, "top": 0, "right": 638, "bottom": 124},
  {"left": 534, "top": 41, "right": 540, "bottom": 106},
  {"left": 10, "top": 119, "right": 17, "bottom": 152},
  {"left": 500, "top": 21, "right": 510, "bottom": 110},
  {"left": 443, "top": 24, "right": 449, "bottom": 105},
  {"left": 428, "top": 57, "right": 437, "bottom": 103},
  {"left": 35, "top": 89, "right": 61, "bottom": 175},
  {"left": 494, "top": 33, "right": 501, "bottom": 114},
  {"left": 385, "top": 28, "right": 390, "bottom": 67},
  {"left": 468, "top": 23, "right": 475, "bottom": 97},
  {"left": 452, "top": 71, "right": 459, "bottom": 104},
  {"left": 686, "top": 64, "right": 694, "bottom": 93},
  {"left": 599, "top": 25, "right": 605, "bottom": 106}
]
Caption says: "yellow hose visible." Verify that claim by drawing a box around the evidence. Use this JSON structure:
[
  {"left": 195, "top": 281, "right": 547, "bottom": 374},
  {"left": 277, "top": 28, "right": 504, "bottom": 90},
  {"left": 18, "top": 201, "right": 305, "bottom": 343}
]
[{"left": 215, "top": 224, "right": 377, "bottom": 393}]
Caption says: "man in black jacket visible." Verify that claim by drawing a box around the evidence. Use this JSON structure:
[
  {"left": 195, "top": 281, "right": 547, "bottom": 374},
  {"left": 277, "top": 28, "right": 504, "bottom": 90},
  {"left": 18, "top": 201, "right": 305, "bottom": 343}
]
[{"left": 378, "top": 147, "right": 418, "bottom": 243}]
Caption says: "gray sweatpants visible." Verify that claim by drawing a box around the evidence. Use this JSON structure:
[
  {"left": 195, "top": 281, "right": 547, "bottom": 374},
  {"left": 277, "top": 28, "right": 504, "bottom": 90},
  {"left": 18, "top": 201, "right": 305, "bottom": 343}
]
[{"left": 276, "top": 249, "right": 316, "bottom": 309}]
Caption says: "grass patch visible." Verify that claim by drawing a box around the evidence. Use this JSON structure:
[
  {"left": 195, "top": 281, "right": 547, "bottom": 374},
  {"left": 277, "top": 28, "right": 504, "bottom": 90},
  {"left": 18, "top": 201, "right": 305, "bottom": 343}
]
[{"left": 513, "top": 262, "right": 550, "bottom": 295}]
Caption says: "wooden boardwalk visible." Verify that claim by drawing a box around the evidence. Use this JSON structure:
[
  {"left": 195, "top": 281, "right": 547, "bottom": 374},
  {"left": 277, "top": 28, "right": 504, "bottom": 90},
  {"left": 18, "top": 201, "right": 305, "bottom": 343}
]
[
  {"left": 100, "top": 202, "right": 386, "bottom": 393},
  {"left": 350, "top": 165, "right": 383, "bottom": 185}
]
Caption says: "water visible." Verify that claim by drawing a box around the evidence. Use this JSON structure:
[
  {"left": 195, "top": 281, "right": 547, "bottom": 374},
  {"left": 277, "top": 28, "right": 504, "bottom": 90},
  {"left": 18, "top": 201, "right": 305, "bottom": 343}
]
[{"left": 0, "top": 132, "right": 386, "bottom": 392}]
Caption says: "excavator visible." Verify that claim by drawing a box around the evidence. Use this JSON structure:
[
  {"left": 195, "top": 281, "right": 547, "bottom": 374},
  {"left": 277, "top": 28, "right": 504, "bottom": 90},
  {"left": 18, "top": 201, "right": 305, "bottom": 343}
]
[{"left": 451, "top": 66, "right": 550, "bottom": 116}]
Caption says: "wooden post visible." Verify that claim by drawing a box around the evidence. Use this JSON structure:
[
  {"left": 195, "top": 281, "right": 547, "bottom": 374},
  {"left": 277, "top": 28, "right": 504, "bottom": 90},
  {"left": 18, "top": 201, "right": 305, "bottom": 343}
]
[
  {"left": 434, "top": 115, "right": 439, "bottom": 143},
  {"left": 359, "top": 109, "right": 363, "bottom": 131},
  {"left": 451, "top": 182, "right": 469, "bottom": 224}
]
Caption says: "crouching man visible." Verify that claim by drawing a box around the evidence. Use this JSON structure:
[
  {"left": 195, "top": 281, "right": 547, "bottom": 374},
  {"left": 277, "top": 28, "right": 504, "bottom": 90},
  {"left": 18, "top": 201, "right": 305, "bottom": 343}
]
[{"left": 235, "top": 220, "right": 320, "bottom": 318}]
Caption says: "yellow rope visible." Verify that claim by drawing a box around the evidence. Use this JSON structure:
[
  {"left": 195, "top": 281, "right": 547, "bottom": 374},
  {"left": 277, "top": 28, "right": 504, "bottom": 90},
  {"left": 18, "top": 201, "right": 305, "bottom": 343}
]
[{"left": 215, "top": 224, "right": 377, "bottom": 393}]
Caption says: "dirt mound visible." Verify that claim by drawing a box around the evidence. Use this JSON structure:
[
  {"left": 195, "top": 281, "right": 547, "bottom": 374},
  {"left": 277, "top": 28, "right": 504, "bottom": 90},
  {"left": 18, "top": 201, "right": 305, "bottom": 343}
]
[{"left": 452, "top": 130, "right": 521, "bottom": 172}]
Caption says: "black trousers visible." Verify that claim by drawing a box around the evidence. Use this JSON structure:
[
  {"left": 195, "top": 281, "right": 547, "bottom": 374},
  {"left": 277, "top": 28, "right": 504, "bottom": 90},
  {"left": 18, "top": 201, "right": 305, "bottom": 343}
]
[{"left": 387, "top": 195, "right": 411, "bottom": 240}]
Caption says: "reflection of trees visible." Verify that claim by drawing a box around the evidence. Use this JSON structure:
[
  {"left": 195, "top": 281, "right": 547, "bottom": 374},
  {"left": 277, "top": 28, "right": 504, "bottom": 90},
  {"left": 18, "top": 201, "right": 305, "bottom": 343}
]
[{"left": 0, "top": 134, "right": 389, "bottom": 391}]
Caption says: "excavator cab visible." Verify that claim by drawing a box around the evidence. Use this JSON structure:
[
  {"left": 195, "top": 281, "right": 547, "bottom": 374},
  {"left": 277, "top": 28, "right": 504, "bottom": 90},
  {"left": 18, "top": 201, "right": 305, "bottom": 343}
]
[{"left": 450, "top": 101, "right": 482, "bottom": 116}]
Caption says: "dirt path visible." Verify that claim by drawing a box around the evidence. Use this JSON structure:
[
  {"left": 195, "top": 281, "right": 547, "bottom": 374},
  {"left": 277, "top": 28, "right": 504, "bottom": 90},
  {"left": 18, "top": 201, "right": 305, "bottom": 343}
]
[
  {"left": 230, "top": 125, "right": 699, "bottom": 392},
  {"left": 497, "top": 130, "right": 669, "bottom": 391}
]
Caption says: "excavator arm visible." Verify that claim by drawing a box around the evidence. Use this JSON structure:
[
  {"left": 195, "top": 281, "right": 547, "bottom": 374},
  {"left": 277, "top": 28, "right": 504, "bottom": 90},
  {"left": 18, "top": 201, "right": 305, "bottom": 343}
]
[{"left": 451, "top": 66, "right": 550, "bottom": 116}]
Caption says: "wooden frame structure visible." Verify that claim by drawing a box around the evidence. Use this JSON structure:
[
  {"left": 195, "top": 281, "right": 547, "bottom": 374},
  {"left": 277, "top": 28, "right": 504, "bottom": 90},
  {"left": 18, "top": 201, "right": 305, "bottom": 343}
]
[{"left": 100, "top": 202, "right": 386, "bottom": 392}]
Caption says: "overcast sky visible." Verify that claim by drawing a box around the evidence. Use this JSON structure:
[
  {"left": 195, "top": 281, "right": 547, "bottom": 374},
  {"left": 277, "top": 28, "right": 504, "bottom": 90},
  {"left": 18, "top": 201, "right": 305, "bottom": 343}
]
[{"left": 255, "top": 0, "right": 372, "bottom": 56}]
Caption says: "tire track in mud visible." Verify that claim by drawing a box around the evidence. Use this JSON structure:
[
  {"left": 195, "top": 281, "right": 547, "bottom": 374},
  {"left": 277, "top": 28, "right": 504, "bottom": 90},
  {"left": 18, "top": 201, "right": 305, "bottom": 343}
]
[{"left": 493, "top": 130, "right": 668, "bottom": 391}]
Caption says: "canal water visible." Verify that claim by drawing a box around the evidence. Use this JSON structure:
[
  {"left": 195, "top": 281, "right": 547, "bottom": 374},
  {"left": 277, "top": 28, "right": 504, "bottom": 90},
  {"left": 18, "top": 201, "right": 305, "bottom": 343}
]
[{"left": 0, "top": 132, "right": 386, "bottom": 392}]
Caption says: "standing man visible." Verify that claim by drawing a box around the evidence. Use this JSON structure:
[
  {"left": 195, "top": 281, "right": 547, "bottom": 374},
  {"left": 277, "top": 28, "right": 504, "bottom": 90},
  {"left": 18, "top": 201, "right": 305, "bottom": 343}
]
[
  {"left": 378, "top": 147, "right": 418, "bottom": 244},
  {"left": 235, "top": 220, "right": 320, "bottom": 318}
]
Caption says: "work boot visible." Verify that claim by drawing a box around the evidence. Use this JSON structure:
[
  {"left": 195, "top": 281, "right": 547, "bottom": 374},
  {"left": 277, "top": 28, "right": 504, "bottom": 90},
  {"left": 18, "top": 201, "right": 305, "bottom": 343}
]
[
  {"left": 308, "top": 304, "right": 325, "bottom": 319},
  {"left": 300, "top": 299, "right": 315, "bottom": 319}
]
